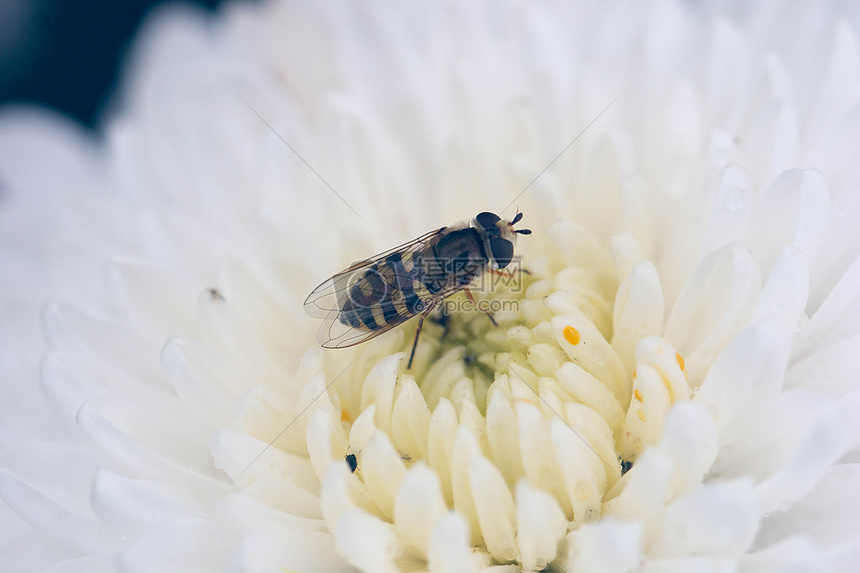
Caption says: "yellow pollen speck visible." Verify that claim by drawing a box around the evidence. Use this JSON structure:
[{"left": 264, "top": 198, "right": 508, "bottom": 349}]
[
  {"left": 637, "top": 409, "right": 646, "bottom": 422},
  {"left": 634, "top": 389, "right": 644, "bottom": 401},
  {"left": 563, "top": 325, "right": 581, "bottom": 345},
  {"left": 341, "top": 409, "right": 351, "bottom": 423},
  {"left": 676, "top": 352, "right": 685, "bottom": 371}
]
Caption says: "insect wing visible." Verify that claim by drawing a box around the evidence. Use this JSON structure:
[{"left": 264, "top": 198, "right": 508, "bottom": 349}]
[
  {"left": 303, "top": 227, "right": 445, "bottom": 348},
  {"left": 313, "top": 266, "right": 482, "bottom": 349}
]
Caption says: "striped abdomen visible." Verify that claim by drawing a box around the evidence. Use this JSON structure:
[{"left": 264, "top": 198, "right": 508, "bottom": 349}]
[{"left": 338, "top": 249, "right": 435, "bottom": 331}]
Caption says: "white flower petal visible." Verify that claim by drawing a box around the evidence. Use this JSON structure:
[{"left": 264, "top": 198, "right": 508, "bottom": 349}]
[
  {"left": 650, "top": 479, "right": 759, "bottom": 557},
  {"left": 348, "top": 403, "right": 378, "bottom": 456},
  {"left": 232, "top": 523, "right": 350, "bottom": 573},
  {"left": 795, "top": 252, "right": 860, "bottom": 360},
  {"left": 563, "top": 402, "right": 622, "bottom": 489},
  {"left": 76, "top": 401, "right": 227, "bottom": 500},
  {"left": 653, "top": 403, "right": 719, "bottom": 498},
  {"left": 756, "top": 387, "right": 860, "bottom": 515},
  {"left": 40, "top": 352, "right": 108, "bottom": 427},
  {"left": 750, "top": 246, "right": 809, "bottom": 332},
  {"left": 485, "top": 382, "right": 525, "bottom": 487},
  {"left": 549, "top": 416, "right": 607, "bottom": 524},
  {"left": 390, "top": 375, "right": 432, "bottom": 461},
  {"left": 229, "top": 384, "right": 304, "bottom": 457},
  {"left": 114, "top": 518, "right": 236, "bottom": 573},
  {"left": 701, "top": 164, "right": 753, "bottom": 253},
  {"left": 469, "top": 455, "right": 517, "bottom": 563},
  {"left": 359, "top": 431, "right": 408, "bottom": 520},
  {"left": 787, "top": 333, "right": 860, "bottom": 396},
  {"left": 320, "top": 463, "right": 381, "bottom": 530},
  {"left": 107, "top": 257, "right": 198, "bottom": 341},
  {"left": 665, "top": 243, "right": 762, "bottom": 386},
  {"left": 209, "top": 429, "right": 321, "bottom": 518},
  {"left": 556, "top": 361, "right": 625, "bottom": 436},
  {"left": 619, "top": 361, "right": 681, "bottom": 461},
  {"left": 161, "top": 337, "right": 247, "bottom": 424},
  {"left": 451, "top": 425, "right": 484, "bottom": 547},
  {"left": 0, "top": 451, "right": 117, "bottom": 554},
  {"left": 564, "top": 519, "right": 642, "bottom": 573},
  {"left": 89, "top": 469, "right": 203, "bottom": 538},
  {"left": 43, "top": 301, "right": 161, "bottom": 382},
  {"left": 196, "top": 286, "right": 288, "bottom": 379},
  {"left": 222, "top": 492, "right": 349, "bottom": 573},
  {"left": 747, "top": 168, "right": 829, "bottom": 273},
  {"left": 808, "top": 22, "right": 860, "bottom": 144},
  {"left": 756, "top": 464, "right": 860, "bottom": 555},
  {"left": 43, "top": 555, "right": 115, "bottom": 573},
  {"left": 334, "top": 511, "right": 402, "bottom": 573},
  {"left": 360, "top": 353, "right": 405, "bottom": 436},
  {"left": 712, "top": 389, "right": 830, "bottom": 482},
  {"left": 427, "top": 398, "right": 458, "bottom": 507},
  {"left": 393, "top": 463, "right": 447, "bottom": 559},
  {"left": 694, "top": 322, "right": 791, "bottom": 436},
  {"left": 515, "top": 480, "right": 567, "bottom": 571},
  {"left": 611, "top": 261, "right": 666, "bottom": 376},
  {"left": 603, "top": 449, "right": 673, "bottom": 521},
  {"left": 306, "top": 405, "right": 349, "bottom": 481},
  {"left": 637, "top": 556, "right": 735, "bottom": 573},
  {"left": 551, "top": 313, "right": 629, "bottom": 406},
  {"left": 216, "top": 259, "right": 307, "bottom": 370},
  {"left": 739, "top": 537, "right": 828, "bottom": 573},
  {"left": 427, "top": 512, "right": 483, "bottom": 573},
  {"left": 515, "top": 403, "right": 569, "bottom": 516}
]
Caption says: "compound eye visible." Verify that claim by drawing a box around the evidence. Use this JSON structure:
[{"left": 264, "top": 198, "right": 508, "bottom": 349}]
[
  {"left": 490, "top": 237, "right": 514, "bottom": 268},
  {"left": 475, "top": 212, "right": 501, "bottom": 230}
]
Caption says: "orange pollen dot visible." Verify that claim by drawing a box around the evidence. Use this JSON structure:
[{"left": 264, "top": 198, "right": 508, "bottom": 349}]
[
  {"left": 676, "top": 352, "right": 685, "bottom": 371},
  {"left": 634, "top": 389, "right": 644, "bottom": 401},
  {"left": 341, "top": 409, "right": 351, "bottom": 423},
  {"left": 563, "top": 325, "right": 581, "bottom": 345},
  {"left": 637, "top": 409, "right": 646, "bottom": 422}
]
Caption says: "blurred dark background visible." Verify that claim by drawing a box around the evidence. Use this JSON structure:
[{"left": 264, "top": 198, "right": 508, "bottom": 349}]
[{"left": 0, "top": 0, "right": 226, "bottom": 128}]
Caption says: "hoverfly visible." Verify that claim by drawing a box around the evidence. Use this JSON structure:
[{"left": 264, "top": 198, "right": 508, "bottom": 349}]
[{"left": 304, "top": 211, "right": 532, "bottom": 368}]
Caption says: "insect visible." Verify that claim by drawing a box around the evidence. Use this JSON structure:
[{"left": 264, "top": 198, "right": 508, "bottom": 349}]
[
  {"left": 304, "top": 211, "right": 532, "bottom": 368},
  {"left": 345, "top": 453, "right": 358, "bottom": 473}
]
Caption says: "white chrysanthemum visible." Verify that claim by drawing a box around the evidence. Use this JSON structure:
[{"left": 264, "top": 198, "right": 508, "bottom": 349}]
[{"left": 4, "top": 1, "right": 860, "bottom": 571}]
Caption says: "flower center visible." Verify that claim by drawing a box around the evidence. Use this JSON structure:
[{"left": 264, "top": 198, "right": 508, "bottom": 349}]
[{"left": 301, "top": 222, "right": 691, "bottom": 570}]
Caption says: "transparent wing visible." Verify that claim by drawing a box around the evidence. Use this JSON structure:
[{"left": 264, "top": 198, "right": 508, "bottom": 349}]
[
  {"left": 314, "top": 308, "right": 406, "bottom": 348},
  {"left": 303, "top": 227, "right": 446, "bottom": 348}
]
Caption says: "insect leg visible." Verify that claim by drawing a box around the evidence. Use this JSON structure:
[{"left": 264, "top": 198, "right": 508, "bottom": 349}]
[
  {"left": 407, "top": 303, "right": 437, "bottom": 369},
  {"left": 464, "top": 288, "right": 497, "bottom": 327}
]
